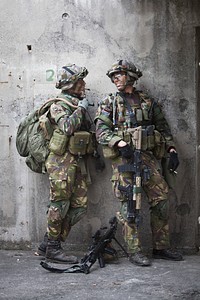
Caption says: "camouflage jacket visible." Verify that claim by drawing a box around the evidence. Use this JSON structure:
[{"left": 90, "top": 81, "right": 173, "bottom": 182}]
[
  {"left": 49, "top": 93, "right": 90, "bottom": 134},
  {"left": 95, "top": 90, "right": 175, "bottom": 151}
]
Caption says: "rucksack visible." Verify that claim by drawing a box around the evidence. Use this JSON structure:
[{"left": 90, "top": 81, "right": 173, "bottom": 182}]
[{"left": 16, "top": 97, "right": 77, "bottom": 173}]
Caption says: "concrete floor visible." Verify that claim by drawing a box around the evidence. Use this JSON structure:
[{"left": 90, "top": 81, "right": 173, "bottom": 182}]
[{"left": 0, "top": 249, "right": 200, "bottom": 300}]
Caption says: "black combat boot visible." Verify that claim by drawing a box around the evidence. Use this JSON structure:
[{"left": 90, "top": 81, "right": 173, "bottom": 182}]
[
  {"left": 129, "top": 251, "right": 151, "bottom": 266},
  {"left": 153, "top": 249, "right": 183, "bottom": 261},
  {"left": 45, "top": 239, "right": 78, "bottom": 264},
  {"left": 37, "top": 232, "right": 48, "bottom": 256}
]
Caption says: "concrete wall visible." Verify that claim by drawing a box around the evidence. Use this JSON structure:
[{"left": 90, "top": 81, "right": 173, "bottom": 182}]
[{"left": 0, "top": 0, "right": 200, "bottom": 252}]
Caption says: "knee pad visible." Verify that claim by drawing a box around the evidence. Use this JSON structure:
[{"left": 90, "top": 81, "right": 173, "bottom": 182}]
[
  {"left": 67, "top": 207, "right": 87, "bottom": 226},
  {"left": 48, "top": 200, "right": 70, "bottom": 224}
]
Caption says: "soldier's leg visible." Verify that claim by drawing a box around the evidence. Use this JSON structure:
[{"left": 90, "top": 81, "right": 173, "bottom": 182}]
[
  {"left": 142, "top": 153, "right": 170, "bottom": 249},
  {"left": 46, "top": 152, "right": 77, "bottom": 240},
  {"left": 111, "top": 157, "right": 150, "bottom": 266},
  {"left": 44, "top": 152, "right": 78, "bottom": 263},
  {"left": 118, "top": 201, "right": 140, "bottom": 254},
  {"left": 143, "top": 170, "right": 170, "bottom": 250},
  {"left": 143, "top": 153, "right": 183, "bottom": 260},
  {"left": 61, "top": 166, "right": 88, "bottom": 241}
]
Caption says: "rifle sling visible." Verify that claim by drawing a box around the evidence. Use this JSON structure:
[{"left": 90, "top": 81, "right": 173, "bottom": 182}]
[{"left": 40, "top": 261, "right": 90, "bottom": 274}]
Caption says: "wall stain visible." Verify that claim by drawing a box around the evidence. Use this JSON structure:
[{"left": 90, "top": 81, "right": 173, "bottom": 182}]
[
  {"left": 176, "top": 203, "right": 190, "bottom": 216},
  {"left": 177, "top": 119, "right": 188, "bottom": 131},
  {"left": 179, "top": 98, "right": 189, "bottom": 112}
]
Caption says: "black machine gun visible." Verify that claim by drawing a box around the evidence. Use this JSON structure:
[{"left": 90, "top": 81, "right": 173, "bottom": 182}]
[
  {"left": 118, "top": 126, "right": 150, "bottom": 226},
  {"left": 40, "top": 217, "right": 128, "bottom": 274}
]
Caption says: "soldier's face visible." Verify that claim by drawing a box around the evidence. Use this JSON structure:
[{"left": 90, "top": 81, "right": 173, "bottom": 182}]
[
  {"left": 112, "top": 72, "right": 127, "bottom": 91},
  {"left": 71, "top": 79, "right": 86, "bottom": 99}
]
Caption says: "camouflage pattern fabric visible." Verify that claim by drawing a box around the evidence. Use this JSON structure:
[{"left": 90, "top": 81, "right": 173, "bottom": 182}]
[
  {"left": 45, "top": 93, "right": 89, "bottom": 241},
  {"left": 111, "top": 153, "right": 170, "bottom": 253},
  {"left": 50, "top": 93, "right": 86, "bottom": 134},
  {"left": 95, "top": 90, "right": 174, "bottom": 253},
  {"left": 95, "top": 91, "right": 175, "bottom": 150},
  {"left": 45, "top": 151, "right": 88, "bottom": 241}
]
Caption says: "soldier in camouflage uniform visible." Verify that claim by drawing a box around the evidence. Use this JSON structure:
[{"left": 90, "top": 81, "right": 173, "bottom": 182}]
[
  {"left": 38, "top": 64, "right": 92, "bottom": 263},
  {"left": 95, "top": 59, "right": 183, "bottom": 266}
]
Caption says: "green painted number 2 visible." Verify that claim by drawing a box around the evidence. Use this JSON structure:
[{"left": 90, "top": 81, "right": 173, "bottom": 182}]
[{"left": 46, "top": 69, "right": 55, "bottom": 81}]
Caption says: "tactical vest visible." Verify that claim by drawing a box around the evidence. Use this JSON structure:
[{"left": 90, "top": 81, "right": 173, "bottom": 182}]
[{"left": 97, "top": 92, "right": 165, "bottom": 160}]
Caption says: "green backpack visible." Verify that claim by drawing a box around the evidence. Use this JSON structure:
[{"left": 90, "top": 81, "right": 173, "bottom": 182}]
[{"left": 16, "top": 97, "right": 76, "bottom": 173}]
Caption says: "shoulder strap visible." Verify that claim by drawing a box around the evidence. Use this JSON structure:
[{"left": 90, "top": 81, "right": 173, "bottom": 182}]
[{"left": 38, "top": 97, "right": 78, "bottom": 116}]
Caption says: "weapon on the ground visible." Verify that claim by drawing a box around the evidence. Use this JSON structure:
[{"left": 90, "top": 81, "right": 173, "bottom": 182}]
[
  {"left": 118, "top": 126, "right": 150, "bottom": 226},
  {"left": 40, "top": 216, "right": 128, "bottom": 274}
]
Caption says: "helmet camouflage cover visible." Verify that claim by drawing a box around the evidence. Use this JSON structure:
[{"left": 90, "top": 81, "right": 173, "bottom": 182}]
[
  {"left": 56, "top": 64, "right": 88, "bottom": 91},
  {"left": 106, "top": 59, "right": 142, "bottom": 83}
]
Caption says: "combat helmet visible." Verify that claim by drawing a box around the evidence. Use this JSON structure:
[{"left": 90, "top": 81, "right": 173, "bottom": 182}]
[
  {"left": 106, "top": 59, "right": 142, "bottom": 83},
  {"left": 56, "top": 64, "right": 88, "bottom": 91}
]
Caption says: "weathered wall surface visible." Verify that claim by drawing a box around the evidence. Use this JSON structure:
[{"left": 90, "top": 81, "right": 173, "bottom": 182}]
[{"left": 0, "top": 0, "right": 200, "bottom": 252}]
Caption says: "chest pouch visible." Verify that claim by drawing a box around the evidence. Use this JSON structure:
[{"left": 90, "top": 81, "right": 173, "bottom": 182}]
[
  {"left": 136, "top": 109, "right": 143, "bottom": 122},
  {"left": 68, "top": 131, "right": 92, "bottom": 156},
  {"left": 141, "top": 102, "right": 150, "bottom": 121},
  {"left": 49, "top": 129, "right": 69, "bottom": 156},
  {"left": 117, "top": 102, "right": 125, "bottom": 123}
]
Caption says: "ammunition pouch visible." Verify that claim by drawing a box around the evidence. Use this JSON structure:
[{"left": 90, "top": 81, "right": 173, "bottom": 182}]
[
  {"left": 49, "top": 128, "right": 69, "bottom": 156},
  {"left": 102, "top": 126, "right": 165, "bottom": 160},
  {"left": 130, "top": 126, "right": 166, "bottom": 159},
  {"left": 68, "top": 131, "right": 95, "bottom": 156}
]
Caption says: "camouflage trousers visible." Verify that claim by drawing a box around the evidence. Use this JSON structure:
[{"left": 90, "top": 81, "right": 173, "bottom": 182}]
[
  {"left": 45, "top": 151, "right": 88, "bottom": 241},
  {"left": 111, "top": 152, "right": 170, "bottom": 254}
]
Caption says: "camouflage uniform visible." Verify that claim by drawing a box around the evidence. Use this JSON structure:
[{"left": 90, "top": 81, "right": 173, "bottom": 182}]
[
  {"left": 95, "top": 90, "right": 175, "bottom": 254},
  {"left": 36, "top": 63, "right": 96, "bottom": 263},
  {"left": 46, "top": 93, "right": 90, "bottom": 241}
]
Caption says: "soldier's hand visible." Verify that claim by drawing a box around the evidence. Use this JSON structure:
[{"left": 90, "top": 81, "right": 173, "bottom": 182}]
[
  {"left": 95, "top": 156, "right": 105, "bottom": 172},
  {"left": 118, "top": 144, "right": 134, "bottom": 159},
  {"left": 78, "top": 98, "right": 89, "bottom": 111},
  {"left": 168, "top": 152, "right": 179, "bottom": 172}
]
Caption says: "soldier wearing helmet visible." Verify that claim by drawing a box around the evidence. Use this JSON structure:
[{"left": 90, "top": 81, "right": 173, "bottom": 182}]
[
  {"left": 37, "top": 63, "right": 93, "bottom": 264},
  {"left": 95, "top": 59, "right": 183, "bottom": 266}
]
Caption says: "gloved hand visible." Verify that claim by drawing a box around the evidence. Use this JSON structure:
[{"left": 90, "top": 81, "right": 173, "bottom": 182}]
[
  {"left": 168, "top": 152, "right": 179, "bottom": 172},
  {"left": 95, "top": 156, "right": 106, "bottom": 172},
  {"left": 78, "top": 98, "right": 89, "bottom": 111},
  {"left": 118, "top": 144, "right": 134, "bottom": 159}
]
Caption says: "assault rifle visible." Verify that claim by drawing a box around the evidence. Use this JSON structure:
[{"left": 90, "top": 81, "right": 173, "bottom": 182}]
[
  {"left": 118, "top": 126, "right": 150, "bottom": 226},
  {"left": 40, "top": 216, "right": 128, "bottom": 274}
]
